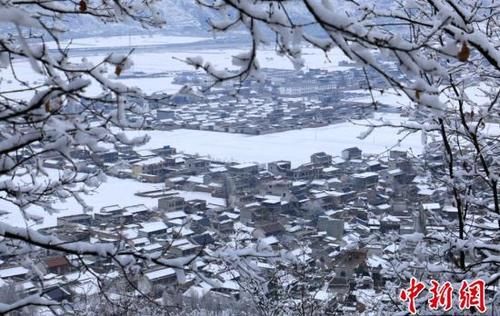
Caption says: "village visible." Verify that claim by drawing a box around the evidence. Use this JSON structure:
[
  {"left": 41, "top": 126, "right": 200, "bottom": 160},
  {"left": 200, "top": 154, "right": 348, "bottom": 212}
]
[
  {"left": 2, "top": 130, "right": 489, "bottom": 314},
  {"left": 146, "top": 66, "right": 402, "bottom": 135}
]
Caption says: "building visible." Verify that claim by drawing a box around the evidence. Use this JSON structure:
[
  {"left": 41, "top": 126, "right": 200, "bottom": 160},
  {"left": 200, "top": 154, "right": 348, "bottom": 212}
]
[
  {"left": 318, "top": 216, "right": 344, "bottom": 240},
  {"left": 158, "top": 196, "right": 186, "bottom": 212},
  {"left": 341, "top": 147, "right": 362, "bottom": 160},
  {"left": 131, "top": 157, "right": 167, "bottom": 178},
  {"left": 311, "top": 152, "right": 333, "bottom": 166}
]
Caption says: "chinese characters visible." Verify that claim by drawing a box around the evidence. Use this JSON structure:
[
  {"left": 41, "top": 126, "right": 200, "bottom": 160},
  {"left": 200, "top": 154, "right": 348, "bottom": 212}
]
[{"left": 400, "top": 278, "right": 487, "bottom": 314}]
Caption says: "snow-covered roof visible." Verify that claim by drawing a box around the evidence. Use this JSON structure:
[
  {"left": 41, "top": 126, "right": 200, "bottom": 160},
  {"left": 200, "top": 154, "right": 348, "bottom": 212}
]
[
  {"left": 137, "top": 150, "right": 156, "bottom": 157},
  {"left": 387, "top": 168, "right": 403, "bottom": 175},
  {"left": 183, "top": 285, "right": 211, "bottom": 298},
  {"left": 314, "top": 290, "right": 333, "bottom": 301},
  {"left": 145, "top": 268, "right": 176, "bottom": 281},
  {"left": 140, "top": 221, "right": 167, "bottom": 233},
  {"left": 311, "top": 179, "right": 327, "bottom": 186},
  {"left": 218, "top": 280, "right": 239, "bottom": 290},
  {"left": 368, "top": 219, "right": 380, "bottom": 226},
  {"left": 231, "top": 162, "right": 258, "bottom": 169},
  {"left": 217, "top": 270, "right": 240, "bottom": 281},
  {"left": 164, "top": 211, "right": 187, "bottom": 220},
  {"left": 100, "top": 204, "right": 122, "bottom": 213},
  {"left": 366, "top": 255, "right": 389, "bottom": 268},
  {"left": 443, "top": 205, "right": 458, "bottom": 213},
  {"left": 422, "top": 203, "right": 441, "bottom": 210},
  {"left": 260, "top": 236, "right": 279, "bottom": 245},
  {"left": 187, "top": 176, "right": 204, "bottom": 184},
  {"left": 417, "top": 187, "right": 435, "bottom": 195},
  {"left": 262, "top": 195, "right": 282, "bottom": 204},
  {"left": 168, "top": 227, "right": 194, "bottom": 237},
  {"left": 133, "top": 156, "right": 165, "bottom": 166},
  {"left": 221, "top": 212, "right": 239, "bottom": 220},
  {"left": 353, "top": 171, "right": 378, "bottom": 178},
  {"left": 124, "top": 204, "right": 149, "bottom": 214},
  {"left": 366, "top": 160, "right": 380, "bottom": 166},
  {"left": 383, "top": 244, "right": 398, "bottom": 253},
  {"left": 168, "top": 176, "right": 185, "bottom": 183},
  {"left": 210, "top": 166, "right": 227, "bottom": 173},
  {"left": 167, "top": 219, "right": 184, "bottom": 226},
  {"left": 323, "top": 166, "right": 339, "bottom": 172},
  {"left": 0, "top": 266, "right": 29, "bottom": 278},
  {"left": 140, "top": 243, "right": 163, "bottom": 252},
  {"left": 382, "top": 215, "right": 400, "bottom": 222}
]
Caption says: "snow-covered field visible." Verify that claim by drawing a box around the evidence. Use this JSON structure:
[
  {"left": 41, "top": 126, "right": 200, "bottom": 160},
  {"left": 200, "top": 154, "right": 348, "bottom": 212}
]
[
  {"left": 90, "top": 46, "right": 351, "bottom": 74},
  {"left": 346, "top": 89, "right": 412, "bottom": 107},
  {"left": 45, "top": 34, "right": 208, "bottom": 50},
  {"left": 2, "top": 36, "right": 351, "bottom": 99},
  {"left": 0, "top": 173, "right": 225, "bottom": 229},
  {"left": 129, "top": 114, "right": 423, "bottom": 167},
  {"left": 101, "top": 76, "right": 181, "bottom": 95}
]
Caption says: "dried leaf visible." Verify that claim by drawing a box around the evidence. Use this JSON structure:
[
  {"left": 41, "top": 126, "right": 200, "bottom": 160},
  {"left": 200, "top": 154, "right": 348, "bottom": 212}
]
[
  {"left": 415, "top": 90, "right": 421, "bottom": 100},
  {"left": 457, "top": 42, "right": 470, "bottom": 62},
  {"left": 115, "top": 64, "right": 122, "bottom": 76},
  {"left": 79, "top": 0, "right": 87, "bottom": 12},
  {"left": 44, "top": 101, "right": 50, "bottom": 112}
]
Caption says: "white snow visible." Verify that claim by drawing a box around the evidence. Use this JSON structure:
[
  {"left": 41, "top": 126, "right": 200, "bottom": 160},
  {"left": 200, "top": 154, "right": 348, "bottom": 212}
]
[
  {"left": 145, "top": 267, "right": 176, "bottom": 281},
  {"left": 126, "top": 114, "right": 422, "bottom": 167},
  {"left": 346, "top": 89, "right": 412, "bottom": 106},
  {"left": 0, "top": 170, "right": 224, "bottom": 230},
  {"left": 0, "top": 174, "right": 163, "bottom": 229},
  {"left": 139, "top": 221, "right": 167, "bottom": 233},
  {"left": 164, "top": 211, "right": 187, "bottom": 220},
  {"left": 0, "top": 266, "right": 29, "bottom": 278},
  {"left": 45, "top": 35, "right": 207, "bottom": 50}
]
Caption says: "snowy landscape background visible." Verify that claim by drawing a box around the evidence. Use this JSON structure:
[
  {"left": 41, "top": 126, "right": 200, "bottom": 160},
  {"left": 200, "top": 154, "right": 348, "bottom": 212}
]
[{"left": 0, "top": 31, "right": 421, "bottom": 227}]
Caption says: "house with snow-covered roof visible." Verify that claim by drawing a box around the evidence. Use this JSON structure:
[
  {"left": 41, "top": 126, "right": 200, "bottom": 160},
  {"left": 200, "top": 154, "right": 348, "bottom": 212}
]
[
  {"left": 138, "top": 221, "right": 168, "bottom": 239},
  {"left": 131, "top": 156, "right": 167, "bottom": 178}
]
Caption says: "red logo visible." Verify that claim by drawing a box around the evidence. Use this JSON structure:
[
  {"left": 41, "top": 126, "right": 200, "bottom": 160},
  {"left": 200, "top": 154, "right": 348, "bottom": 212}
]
[
  {"left": 428, "top": 280, "right": 453, "bottom": 311},
  {"left": 458, "top": 279, "right": 487, "bottom": 313},
  {"left": 399, "top": 277, "right": 426, "bottom": 315},
  {"left": 399, "top": 278, "right": 487, "bottom": 314}
]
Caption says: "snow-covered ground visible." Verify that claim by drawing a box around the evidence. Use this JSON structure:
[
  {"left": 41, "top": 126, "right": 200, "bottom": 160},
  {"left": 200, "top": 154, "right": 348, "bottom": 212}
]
[
  {"left": 128, "top": 114, "right": 423, "bottom": 167},
  {"left": 2, "top": 38, "right": 351, "bottom": 99},
  {"left": 99, "top": 76, "right": 181, "bottom": 95},
  {"left": 0, "top": 173, "right": 225, "bottom": 230},
  {"left": 45, "top": 34, "right": 208, "bottom": 50},
  {"left": 346, "top": 89, "right": 412, "bottom": 107},
  {"left": 91, "top": 46, "right": 351, "bottom": 73}
]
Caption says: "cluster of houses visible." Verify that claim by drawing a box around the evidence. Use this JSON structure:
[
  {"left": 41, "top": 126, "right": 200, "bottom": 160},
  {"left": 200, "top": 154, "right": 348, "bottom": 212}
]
[
  {"left": 3, "top": 134, "right": 489, "bottom": 314},
  {"left": 151, "top": 68, "right": 399, "bottom": 135}
]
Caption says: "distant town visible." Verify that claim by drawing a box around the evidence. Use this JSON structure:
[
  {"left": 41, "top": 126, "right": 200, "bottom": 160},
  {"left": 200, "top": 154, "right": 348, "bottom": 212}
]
[{"left": 136, "top": 65, "right": 403, "bottom": 135}]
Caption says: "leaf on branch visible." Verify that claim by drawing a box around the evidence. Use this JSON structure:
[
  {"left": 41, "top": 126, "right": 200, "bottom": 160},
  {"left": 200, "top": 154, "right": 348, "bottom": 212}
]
[
  {"left": 44, "top": 101, "right": 50, "bottom": 112},
  {"left": 79, "top": 0, "right": 87, "bottom": 12},
  {"left": 115, "top": 64, "right": 122, "bottom": 76},
  {"left": 415, "top": 89, "right": 421, "bottom": 101},
  {"left": 457, "top": 42, "right": 470, "bottom": 62}
]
